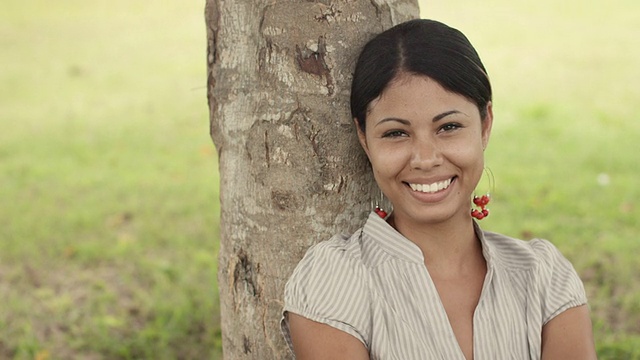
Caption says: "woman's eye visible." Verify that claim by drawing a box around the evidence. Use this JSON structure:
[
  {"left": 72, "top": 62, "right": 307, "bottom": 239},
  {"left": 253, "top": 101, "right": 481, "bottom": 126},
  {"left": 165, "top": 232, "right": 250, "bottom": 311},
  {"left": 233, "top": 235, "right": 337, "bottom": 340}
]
[
  {"left": 382, "top": 130, "right": 407, "bottom": 138},
  {"left": 439, "top": 123, "right": 462, "bottom": 133}
]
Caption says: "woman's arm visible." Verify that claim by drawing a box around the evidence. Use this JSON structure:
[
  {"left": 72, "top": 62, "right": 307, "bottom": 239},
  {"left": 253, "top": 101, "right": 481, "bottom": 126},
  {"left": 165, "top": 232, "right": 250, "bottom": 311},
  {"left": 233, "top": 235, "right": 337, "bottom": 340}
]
[
  {"left": 541, "top": 305, "right": 597, "bottom": 360},
  {"left": 288, "top": 313, "right": 370, "bottom": 360}
]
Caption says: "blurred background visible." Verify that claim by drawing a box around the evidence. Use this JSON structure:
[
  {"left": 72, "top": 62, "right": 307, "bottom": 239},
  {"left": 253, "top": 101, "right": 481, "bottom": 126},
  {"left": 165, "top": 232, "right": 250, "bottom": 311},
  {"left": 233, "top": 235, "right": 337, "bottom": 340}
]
[{"left": 1, "top": 0, "right": 638, "bottom": 358}]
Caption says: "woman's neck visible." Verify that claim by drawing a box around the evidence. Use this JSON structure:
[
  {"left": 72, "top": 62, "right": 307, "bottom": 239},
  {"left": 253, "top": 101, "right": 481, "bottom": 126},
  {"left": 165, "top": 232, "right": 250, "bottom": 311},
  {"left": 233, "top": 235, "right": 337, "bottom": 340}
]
[{"left": 390, "top": 212, "right": 483, "bottom": 274}]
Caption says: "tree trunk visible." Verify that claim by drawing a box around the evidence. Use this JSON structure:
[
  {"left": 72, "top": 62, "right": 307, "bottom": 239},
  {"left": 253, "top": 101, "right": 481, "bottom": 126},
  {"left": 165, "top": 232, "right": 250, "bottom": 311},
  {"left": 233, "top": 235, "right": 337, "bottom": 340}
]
[{"left": 205, "top": 1, "right": 418, "bottom": 358}]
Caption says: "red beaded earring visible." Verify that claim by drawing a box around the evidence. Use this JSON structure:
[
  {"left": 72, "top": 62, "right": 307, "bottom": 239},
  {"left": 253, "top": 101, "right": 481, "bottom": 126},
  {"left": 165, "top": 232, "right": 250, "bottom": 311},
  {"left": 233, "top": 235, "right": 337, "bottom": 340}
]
[
  {"left": 471, "top": 168, "right": 494, "bottom": 220},
  {"left": 374, "top": 189, "right": 388, "bottom": 219},
  {"left": 374, "top": 205, "right": 388, "bottom": 219},
  {"left": 471, "top": 194, "right": 490, "bottom": 220}
]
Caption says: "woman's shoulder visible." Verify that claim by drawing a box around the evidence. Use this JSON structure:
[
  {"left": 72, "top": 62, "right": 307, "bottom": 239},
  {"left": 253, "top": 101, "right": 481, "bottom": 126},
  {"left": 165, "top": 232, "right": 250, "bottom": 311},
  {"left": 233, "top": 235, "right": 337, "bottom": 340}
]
[
  {"left": 290, "top": 230, "right": 367, "bottom": 277},
  {"left": 284, "top": 231, "right": 369, "bottom": 302},
  {"left": 483, "top": 229, "right": 587, "bottom": 324},
  {"left": 283, "top": 230, "right": 372, "bottom": 345},
  {"left": 482, "top": 230, "right": 573, "bottom": 271},
  {"left": 310, "top": 230, "right": 365, "bottom": 256}
]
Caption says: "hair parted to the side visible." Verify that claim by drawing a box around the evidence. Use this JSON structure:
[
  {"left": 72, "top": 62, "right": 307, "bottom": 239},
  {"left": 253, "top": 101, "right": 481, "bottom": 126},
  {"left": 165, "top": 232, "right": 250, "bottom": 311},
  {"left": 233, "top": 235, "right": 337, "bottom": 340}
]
[{"left": 350, "top": 19, "right": 492, "bottom": 132}]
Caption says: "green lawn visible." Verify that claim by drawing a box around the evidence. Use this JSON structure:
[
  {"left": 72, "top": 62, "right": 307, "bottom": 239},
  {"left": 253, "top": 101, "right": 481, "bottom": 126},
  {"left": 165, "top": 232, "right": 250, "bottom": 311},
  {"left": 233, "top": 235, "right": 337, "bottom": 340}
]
[
  {"left": 1, "top": 0, "right": 221, "bottom": 358},
  {"left": 1, "top": 0, "right": 638, "bottom": 358}
]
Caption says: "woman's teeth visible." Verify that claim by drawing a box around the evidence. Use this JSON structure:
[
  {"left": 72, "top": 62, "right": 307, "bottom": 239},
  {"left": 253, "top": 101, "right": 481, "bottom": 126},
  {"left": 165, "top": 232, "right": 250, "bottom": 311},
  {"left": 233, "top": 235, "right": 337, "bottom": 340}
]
[{"left": 409, "top": 178, "right": 452, "bottom": 194}]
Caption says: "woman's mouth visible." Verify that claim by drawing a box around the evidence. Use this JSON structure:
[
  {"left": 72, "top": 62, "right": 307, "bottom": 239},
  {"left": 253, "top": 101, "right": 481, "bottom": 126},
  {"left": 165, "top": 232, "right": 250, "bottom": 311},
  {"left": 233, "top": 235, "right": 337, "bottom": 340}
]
[{"left": 407, "top": 177, "right": 455, "bottom": 194}]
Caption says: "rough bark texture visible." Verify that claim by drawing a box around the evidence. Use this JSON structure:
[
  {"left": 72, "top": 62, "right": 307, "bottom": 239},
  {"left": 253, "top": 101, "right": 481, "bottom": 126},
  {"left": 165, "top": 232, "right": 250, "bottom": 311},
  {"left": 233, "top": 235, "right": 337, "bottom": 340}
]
[{"left": 205, "top": 1, "right": 418, "bottom": 358}]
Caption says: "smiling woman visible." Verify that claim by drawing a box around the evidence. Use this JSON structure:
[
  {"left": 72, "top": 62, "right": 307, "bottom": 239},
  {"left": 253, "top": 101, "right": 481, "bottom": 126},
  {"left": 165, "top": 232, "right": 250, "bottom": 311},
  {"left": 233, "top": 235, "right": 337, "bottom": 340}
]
[
  {"left": 280, "top": 19, "right": 596, "bottom": 360},
  {"left": 358, "top": 75, "right": 491, "bottom": 229}
]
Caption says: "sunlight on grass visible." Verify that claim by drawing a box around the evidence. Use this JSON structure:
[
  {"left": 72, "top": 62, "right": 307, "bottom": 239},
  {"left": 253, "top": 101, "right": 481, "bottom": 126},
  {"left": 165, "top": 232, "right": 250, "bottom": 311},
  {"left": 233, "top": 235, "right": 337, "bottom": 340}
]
[{"left": 1, "top": 0, "right": 221, "bottom": 358}]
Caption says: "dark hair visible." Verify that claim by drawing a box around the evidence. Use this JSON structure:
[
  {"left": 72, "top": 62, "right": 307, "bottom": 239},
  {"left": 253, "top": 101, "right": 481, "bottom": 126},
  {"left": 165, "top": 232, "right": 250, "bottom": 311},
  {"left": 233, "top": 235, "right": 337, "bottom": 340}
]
[{"left": 350, "top": 19, "right": 492, "bottom": 132}]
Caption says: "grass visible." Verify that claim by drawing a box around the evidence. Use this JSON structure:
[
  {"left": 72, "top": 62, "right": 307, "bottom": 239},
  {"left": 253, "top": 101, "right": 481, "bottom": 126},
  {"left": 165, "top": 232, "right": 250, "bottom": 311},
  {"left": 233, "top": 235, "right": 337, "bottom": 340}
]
[
  {"left": 1, "top": 0, "right": 638, "bottom": 358},
  {"left": 1, "top": 0, "right": 221, "bottom": 358}
]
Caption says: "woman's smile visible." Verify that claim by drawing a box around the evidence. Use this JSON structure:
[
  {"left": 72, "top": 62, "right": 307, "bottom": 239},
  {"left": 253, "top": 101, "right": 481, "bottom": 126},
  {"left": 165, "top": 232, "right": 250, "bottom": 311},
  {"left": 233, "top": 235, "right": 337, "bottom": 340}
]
[
  {"left": 406, "top": 177, "right": 454, "bottom": 194},
  {"left": 403, "top": 175, "right": 457, "bottom": 203}
]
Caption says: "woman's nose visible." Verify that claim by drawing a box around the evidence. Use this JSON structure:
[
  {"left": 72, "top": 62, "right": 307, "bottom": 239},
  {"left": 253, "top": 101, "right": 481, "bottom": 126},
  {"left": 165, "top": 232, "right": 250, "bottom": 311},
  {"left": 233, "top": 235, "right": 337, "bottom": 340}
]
[{"left": 409, "top": 138, "right": 443, "bottom": 170}]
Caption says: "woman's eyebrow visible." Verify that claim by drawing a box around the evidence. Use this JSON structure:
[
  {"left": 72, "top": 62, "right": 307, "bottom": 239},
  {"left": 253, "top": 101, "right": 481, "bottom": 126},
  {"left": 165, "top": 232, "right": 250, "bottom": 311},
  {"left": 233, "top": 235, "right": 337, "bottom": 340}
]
[
  {"left": 433, "top": 110, "right": 465, "bottom": 122},
  {"left": 375, "top": 110, "right": 467, "bottom": 127},
  {"left": 375, "top": 118, "right": 411, "bottom": 127}
]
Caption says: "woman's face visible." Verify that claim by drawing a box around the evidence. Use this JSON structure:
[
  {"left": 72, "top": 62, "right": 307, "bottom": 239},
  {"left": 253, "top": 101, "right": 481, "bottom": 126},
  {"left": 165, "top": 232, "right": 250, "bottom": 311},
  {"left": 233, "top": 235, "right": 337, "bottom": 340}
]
[{"left": 357, "top": 74, "right": 492, "bottom": 225}]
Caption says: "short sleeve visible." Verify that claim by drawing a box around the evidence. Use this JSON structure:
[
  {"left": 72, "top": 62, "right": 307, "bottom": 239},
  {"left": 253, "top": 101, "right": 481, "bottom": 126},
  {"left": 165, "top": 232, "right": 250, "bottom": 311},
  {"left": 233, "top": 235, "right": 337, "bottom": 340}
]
[
  {"left": 530, "top": 239, "right": 588, "bottom": 324},
  {"left": 280, "top": 236, "right": 371, "bottom": 352}
]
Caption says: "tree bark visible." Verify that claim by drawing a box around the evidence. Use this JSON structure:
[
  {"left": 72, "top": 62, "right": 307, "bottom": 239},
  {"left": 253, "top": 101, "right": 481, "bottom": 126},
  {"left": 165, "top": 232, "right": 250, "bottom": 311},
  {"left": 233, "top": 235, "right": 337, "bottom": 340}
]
[{"left": 205, "top": 1, "right": 418, "bottom": 358}]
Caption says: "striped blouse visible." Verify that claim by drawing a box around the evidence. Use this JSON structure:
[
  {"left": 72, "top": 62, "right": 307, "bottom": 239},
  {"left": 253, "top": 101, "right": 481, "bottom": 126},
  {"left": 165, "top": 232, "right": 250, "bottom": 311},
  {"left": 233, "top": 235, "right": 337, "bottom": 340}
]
[{"left": 281, "top": 211, "right": 588, "bottom": 359}]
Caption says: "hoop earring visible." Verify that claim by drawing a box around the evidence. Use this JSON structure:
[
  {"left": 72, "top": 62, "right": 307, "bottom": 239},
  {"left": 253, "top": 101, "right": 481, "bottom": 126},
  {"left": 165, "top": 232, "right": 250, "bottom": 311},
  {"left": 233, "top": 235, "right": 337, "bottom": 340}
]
[
  {"left": 471, "top": 167, "right": 495, "bottom": 220},
  {"left": 374, "top": 189, "right": 388, "bottom": 219}
]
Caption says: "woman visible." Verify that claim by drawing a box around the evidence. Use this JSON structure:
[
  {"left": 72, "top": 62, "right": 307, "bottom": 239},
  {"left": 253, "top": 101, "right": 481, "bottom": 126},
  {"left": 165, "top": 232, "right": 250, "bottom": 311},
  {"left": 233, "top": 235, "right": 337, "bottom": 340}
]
[{"left": 281, "top": 19, "right": 596, "bottom": 359}]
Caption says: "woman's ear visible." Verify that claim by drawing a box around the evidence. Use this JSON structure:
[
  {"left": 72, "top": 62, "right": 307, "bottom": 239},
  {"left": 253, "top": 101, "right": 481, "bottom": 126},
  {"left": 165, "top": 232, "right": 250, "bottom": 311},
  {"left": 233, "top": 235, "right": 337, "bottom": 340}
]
[
  {"left": 481, "top": 102, "right": 494, "bottom": 150},
  {"left": 354, "top": 118, "right": 370, "bottom": 157}
]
